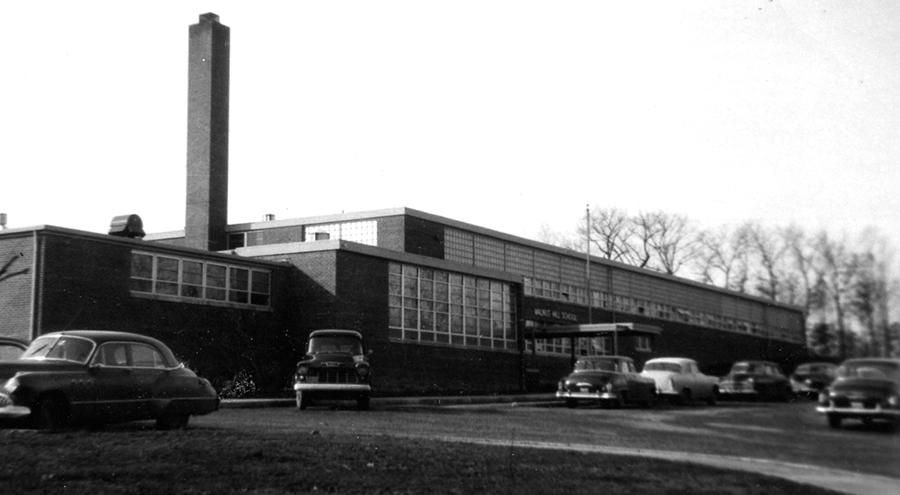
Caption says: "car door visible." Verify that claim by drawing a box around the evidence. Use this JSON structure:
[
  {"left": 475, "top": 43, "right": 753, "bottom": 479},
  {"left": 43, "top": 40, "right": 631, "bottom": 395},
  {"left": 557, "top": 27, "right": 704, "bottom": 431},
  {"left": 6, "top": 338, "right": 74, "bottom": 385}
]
[
  {"left": 82, "top": 342, "right": 141, "bottom": 422},
  {"left": 126, "top": 343, "right": 170, "bottom": 419}
]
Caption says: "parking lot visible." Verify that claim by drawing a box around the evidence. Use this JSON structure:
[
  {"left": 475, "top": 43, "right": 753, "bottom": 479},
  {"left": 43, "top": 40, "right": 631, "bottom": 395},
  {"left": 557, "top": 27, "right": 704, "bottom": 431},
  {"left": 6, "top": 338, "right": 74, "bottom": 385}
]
[{"left": 200, "top": 397, "right": 900, "bottom": 494}]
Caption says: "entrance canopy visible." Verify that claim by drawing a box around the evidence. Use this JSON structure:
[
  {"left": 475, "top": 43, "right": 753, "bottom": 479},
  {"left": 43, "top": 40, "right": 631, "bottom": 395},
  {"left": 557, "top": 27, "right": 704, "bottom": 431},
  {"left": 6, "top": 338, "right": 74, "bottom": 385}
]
[{"left": 525, "top": 322, "right": 662, "bottom": 339}]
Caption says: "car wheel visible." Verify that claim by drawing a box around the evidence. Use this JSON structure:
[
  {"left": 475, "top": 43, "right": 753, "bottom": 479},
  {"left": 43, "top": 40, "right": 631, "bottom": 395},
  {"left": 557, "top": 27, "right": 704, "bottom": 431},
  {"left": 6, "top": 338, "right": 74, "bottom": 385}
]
[
  {"left": 357, "top": 395, "right": 370, "bottom": 411},
  {"left": 156, "top": 413, "right": 190, "bottom": 430},
  {"left": 706, "top": 387, "right": 718, "bottom": 406},
  {"left": 827, "top": 414, "right": 842, "bottom": 429},
  {"left": 614, "top": 392, "right": 627, "bottom": 409},
  {"left": 565, "top": 398, "right": 577, "bottom": 409},
  {"left": 295, "top": 391, "right": 308, "bottom": 410},
  {"left": 33, "top": 395, "right": 67, "bottom": 431},
  {"left": 681, "top": 388, "right": 693, "bottom": 406}
]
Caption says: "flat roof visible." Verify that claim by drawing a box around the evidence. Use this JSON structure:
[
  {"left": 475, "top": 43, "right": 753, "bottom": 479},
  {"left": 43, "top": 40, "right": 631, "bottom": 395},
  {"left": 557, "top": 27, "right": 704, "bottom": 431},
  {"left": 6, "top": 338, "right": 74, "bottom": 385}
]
[{"left": 525, "top": 322, "right": 662, "bottom": 339}]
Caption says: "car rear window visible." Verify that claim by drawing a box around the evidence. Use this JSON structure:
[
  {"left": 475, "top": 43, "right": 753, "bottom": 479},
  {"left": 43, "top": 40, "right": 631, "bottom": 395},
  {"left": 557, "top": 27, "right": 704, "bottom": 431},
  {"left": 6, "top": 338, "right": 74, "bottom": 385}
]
[{"left": 644, "top": 362, "right": 682, "bottom": 373}]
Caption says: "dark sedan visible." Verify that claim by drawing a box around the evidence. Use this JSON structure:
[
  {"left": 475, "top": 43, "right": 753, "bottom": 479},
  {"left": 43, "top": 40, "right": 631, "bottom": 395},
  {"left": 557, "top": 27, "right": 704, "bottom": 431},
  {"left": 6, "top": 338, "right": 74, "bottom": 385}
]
[
  {"left": 790, "top": 361, "right": 837, "bottom": 397},
  {"left": 0, "top": 330, "right": 219, "bottom": 430},
  {"left": 719, "top": 360, "right": 793, "bottom": 401},
  {"left": 557, "top": 356, "right": 656, "bottom": 408},
  {"left": 817, "top": 358, "right": 900, "bottom": 429}
]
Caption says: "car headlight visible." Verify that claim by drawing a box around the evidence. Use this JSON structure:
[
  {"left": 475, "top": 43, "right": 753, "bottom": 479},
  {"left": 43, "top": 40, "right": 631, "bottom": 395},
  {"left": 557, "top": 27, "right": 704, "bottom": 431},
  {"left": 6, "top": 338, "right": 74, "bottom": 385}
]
[
  {"left": 2, "top": 377, "right": 18, "bottom": 394},
  {"left": 296, "top": 366, "right": 309, "bottom": 376},
  {"left": 356, "top": 365, "right": 369, "bottom": 377},
  {"left": 889, "top": 396, "right": 899, "bottom": 407},
  {"left": 818, "top": 391, "right": 829, "bottom": 404}
]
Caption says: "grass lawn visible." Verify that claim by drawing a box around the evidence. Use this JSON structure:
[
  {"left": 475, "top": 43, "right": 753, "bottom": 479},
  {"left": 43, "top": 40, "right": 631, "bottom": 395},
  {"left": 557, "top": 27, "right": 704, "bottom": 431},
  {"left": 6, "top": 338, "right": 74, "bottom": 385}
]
[{"left": 0, "top": 426, "right": 842, "bottom": 494}]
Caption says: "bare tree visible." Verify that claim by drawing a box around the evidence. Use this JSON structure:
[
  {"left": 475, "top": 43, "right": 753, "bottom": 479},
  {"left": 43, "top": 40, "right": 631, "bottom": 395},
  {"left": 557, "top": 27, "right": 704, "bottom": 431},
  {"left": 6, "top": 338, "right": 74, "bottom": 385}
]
[
  {"left": 582, "top": 206, "right": 633, "bottom": 262},
  {"left": 536, "top": 223, "right": 579, "bottom": 251},
  {"left": 645, "top": 212, "right": 698, "bottom": 276},
  {"left": 629, "top": 211, "right": 660, "bottom": 269},
  {"left": 816, "top": 232, "right": 854, "bottom": 359},
  {"left": 693, "top": 224, "right": 750, "bottom": 292},
  {"left": 744, "top": 222, "right": 793, "bottom": 302}
]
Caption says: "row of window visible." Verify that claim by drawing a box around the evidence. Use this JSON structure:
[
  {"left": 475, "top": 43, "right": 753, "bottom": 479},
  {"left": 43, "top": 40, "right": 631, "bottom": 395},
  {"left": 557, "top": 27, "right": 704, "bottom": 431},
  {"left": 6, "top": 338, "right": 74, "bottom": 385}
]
[
  {"left": 227, "top": 220, "right": 379, "bottom": 250},
  {"left": 305, "top": 220, "right": 378, "bottom": 246},
  {"left": 388, "top": 263, "right": 517, "bottom": 351},
  {"left": 524, "top": 277, "right": 802, "bottom": 344},
  {"left": 445, "top": 227, "right": 803, "bottom": 344},
  {"left": 131, "top": 252, "right": 271, "bottom": 307}
]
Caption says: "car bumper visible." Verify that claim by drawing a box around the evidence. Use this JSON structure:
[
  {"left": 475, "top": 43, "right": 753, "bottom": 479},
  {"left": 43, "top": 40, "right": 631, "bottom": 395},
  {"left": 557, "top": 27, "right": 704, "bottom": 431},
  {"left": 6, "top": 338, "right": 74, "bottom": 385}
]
[
  {"left": 719, "top": 384, "right": 757, "bottom": 395},
  {"left": 294, "top": 383, "right": 371, "bottom": 393},
  {"left": 0, "top": 404, "right": 30, "bottom": 418},
  {"left": 817, "top": 404, "right": 900, "bottom": 418},
  {"left": 556, "top": 391, "right": 618, "bottom": 401}
]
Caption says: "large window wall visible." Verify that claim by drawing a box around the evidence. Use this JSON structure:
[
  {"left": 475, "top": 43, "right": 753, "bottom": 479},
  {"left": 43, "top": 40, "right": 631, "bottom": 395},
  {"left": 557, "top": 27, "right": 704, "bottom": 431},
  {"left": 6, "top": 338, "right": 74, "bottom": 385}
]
[
  {"left": 445, "top": 227, "right": 804, "bottom": 345},
  {"left": 388, "top": 263, "right": 516, "bottom": 351}
]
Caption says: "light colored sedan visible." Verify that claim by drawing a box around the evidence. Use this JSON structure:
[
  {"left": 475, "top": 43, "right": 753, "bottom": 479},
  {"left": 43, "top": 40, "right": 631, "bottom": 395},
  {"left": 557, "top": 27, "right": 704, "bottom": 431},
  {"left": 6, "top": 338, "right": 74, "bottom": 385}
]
[{"left": 641, "top": 357, "right": 720, "bottom": 405}]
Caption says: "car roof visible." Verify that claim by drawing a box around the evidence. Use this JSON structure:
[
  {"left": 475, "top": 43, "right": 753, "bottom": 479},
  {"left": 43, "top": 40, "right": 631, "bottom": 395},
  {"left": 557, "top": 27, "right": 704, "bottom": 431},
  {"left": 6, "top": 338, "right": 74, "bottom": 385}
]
[
  {"left": 309, "top": 329, "right": 363, "bottom": 339},
  {"left": 840, "top": 358, "right": 900, "bottom": 366},
  {"left": 36, "top": 330, "right": 180, "bottom": 364},
  {"left": 645, "top": 357, "right": 695, "bottom": 364},
  {"left": 578, "top": 356, "right": 632, "bottom": 361}
]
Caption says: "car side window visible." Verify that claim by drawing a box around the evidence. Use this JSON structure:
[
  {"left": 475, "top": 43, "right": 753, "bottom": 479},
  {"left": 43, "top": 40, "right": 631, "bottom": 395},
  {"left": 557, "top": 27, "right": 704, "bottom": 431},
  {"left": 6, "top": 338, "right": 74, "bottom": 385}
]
[
  {"left": 94, "top": 343, "right": 128, "bottom": 367},
  {"left": 131, "top": 344, "right": 166, "bottom": 369}
]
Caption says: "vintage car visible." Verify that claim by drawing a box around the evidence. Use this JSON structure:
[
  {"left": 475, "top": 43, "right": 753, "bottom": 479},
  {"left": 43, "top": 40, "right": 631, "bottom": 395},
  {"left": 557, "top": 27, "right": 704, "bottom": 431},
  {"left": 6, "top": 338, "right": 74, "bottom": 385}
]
[
  {"left": 0, "top": 330, "right": 219, "bottom": 430},
  {"left": 0, "top": 337, "right": 27, "bottom": 361},
  {"left": 816, "top": 358, "right": 900, "bottom": 429},
  {"left": 557, "top": 356, "right": 656, "bottom": 408},
  {"left": 640, "top": 357, "right": 720, "bottom": 405},
  {"left": 790, "top": 361, "right": 837, "bottom": 397},
  {"left": 719, "top": 360, "right": 793, "bottom": 401},
  {"left": 293, "top": 329, "right": 372, "bottom": 410}
]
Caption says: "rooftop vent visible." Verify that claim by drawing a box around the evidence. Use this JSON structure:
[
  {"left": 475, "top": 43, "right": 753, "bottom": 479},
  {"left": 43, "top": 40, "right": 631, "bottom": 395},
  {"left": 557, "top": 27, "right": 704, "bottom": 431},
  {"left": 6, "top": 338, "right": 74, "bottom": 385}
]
[{"left": 108, "top": 214, "right": 146, "bottom": 239}]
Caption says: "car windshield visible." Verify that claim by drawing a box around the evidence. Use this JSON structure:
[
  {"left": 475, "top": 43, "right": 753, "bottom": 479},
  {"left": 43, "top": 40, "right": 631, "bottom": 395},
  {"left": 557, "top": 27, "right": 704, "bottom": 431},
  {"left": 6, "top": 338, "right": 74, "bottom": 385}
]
[
  {"left": 731, "top": 363, "right": 758, "bottom": 374},
  {"left": 308, "top": 336, "right": 363, "bottom": 355},
  {"left": 21, "top": 335, "right": 95, "bottom": 364},
  {"left": 836, "top": 362, "right": 900, "bottom": 382},
  {"left": 643, "top": 362, "right": 682, "bottom": 373},
  {"left": 575, "top": 359, "right": 617, "bottom": 372},
  {"left": 796, "top": 364, "right": 831, "bottom": 374}
]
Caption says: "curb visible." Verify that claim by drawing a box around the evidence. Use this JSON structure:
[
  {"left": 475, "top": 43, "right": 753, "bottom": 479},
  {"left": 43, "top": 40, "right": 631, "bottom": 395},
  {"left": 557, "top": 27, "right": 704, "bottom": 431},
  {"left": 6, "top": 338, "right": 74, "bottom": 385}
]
[{"left": 220, "top": 393, "right": 558, "bottom": 409}]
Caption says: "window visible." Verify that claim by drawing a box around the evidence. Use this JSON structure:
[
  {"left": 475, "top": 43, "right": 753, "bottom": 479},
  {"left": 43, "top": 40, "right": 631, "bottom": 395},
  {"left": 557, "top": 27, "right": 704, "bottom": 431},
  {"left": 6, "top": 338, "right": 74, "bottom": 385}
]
[
  {"left": 131, "top": 251, "right": 271, "bottom": 308},
  {"left": 388, "top": 262, "right": 515, "bottom": 351},
  {"left": 131, "top": 344, "right": 167, "bottom": 368},
  {"left": 636, "top": 336, "right": 651, "bottom": 352}
]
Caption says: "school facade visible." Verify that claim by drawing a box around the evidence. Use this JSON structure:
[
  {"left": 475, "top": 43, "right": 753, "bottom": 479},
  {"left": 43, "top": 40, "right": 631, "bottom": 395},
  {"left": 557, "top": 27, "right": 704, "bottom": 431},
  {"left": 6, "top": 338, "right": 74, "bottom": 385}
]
[
  {"left": 0, "top": 13, "right": 809, "bottom": 395},
  {"left": 0, "top": 206, "right": 809, "bottom": 395}
]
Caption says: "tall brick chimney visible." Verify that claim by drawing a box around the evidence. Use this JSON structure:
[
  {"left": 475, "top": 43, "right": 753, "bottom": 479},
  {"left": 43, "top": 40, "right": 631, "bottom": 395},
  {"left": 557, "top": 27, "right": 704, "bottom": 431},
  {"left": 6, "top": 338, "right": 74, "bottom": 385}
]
[{"left": 185, "top": 13, "right": 230, "bottom": 251}]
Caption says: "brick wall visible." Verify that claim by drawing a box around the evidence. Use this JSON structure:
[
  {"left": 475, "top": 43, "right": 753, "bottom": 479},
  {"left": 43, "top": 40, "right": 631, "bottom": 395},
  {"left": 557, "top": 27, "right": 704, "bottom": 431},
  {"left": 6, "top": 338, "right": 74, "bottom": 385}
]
[
  {"left": 0, "top": 232, "right": 35, "bottom": 340},
  {"left": 33, "top": 231, "right": 299, "bottom": 394}
]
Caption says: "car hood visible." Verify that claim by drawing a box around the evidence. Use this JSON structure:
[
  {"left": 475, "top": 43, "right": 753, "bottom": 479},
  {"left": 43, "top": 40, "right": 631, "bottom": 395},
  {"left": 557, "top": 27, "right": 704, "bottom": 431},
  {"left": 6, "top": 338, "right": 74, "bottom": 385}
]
[
  {"left": 0, "top": 360, "right": 84, "bottom": 381},
  {"left": 829, "top": 378, "right": 898, "bottom": 397}
]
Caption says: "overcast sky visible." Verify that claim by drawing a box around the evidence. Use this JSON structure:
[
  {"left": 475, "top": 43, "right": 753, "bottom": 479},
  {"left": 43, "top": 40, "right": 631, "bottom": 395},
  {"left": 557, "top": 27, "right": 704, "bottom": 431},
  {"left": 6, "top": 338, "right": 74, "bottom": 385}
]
[{"left": 2, "top": 1, "right": 898, "bottom": 256}]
